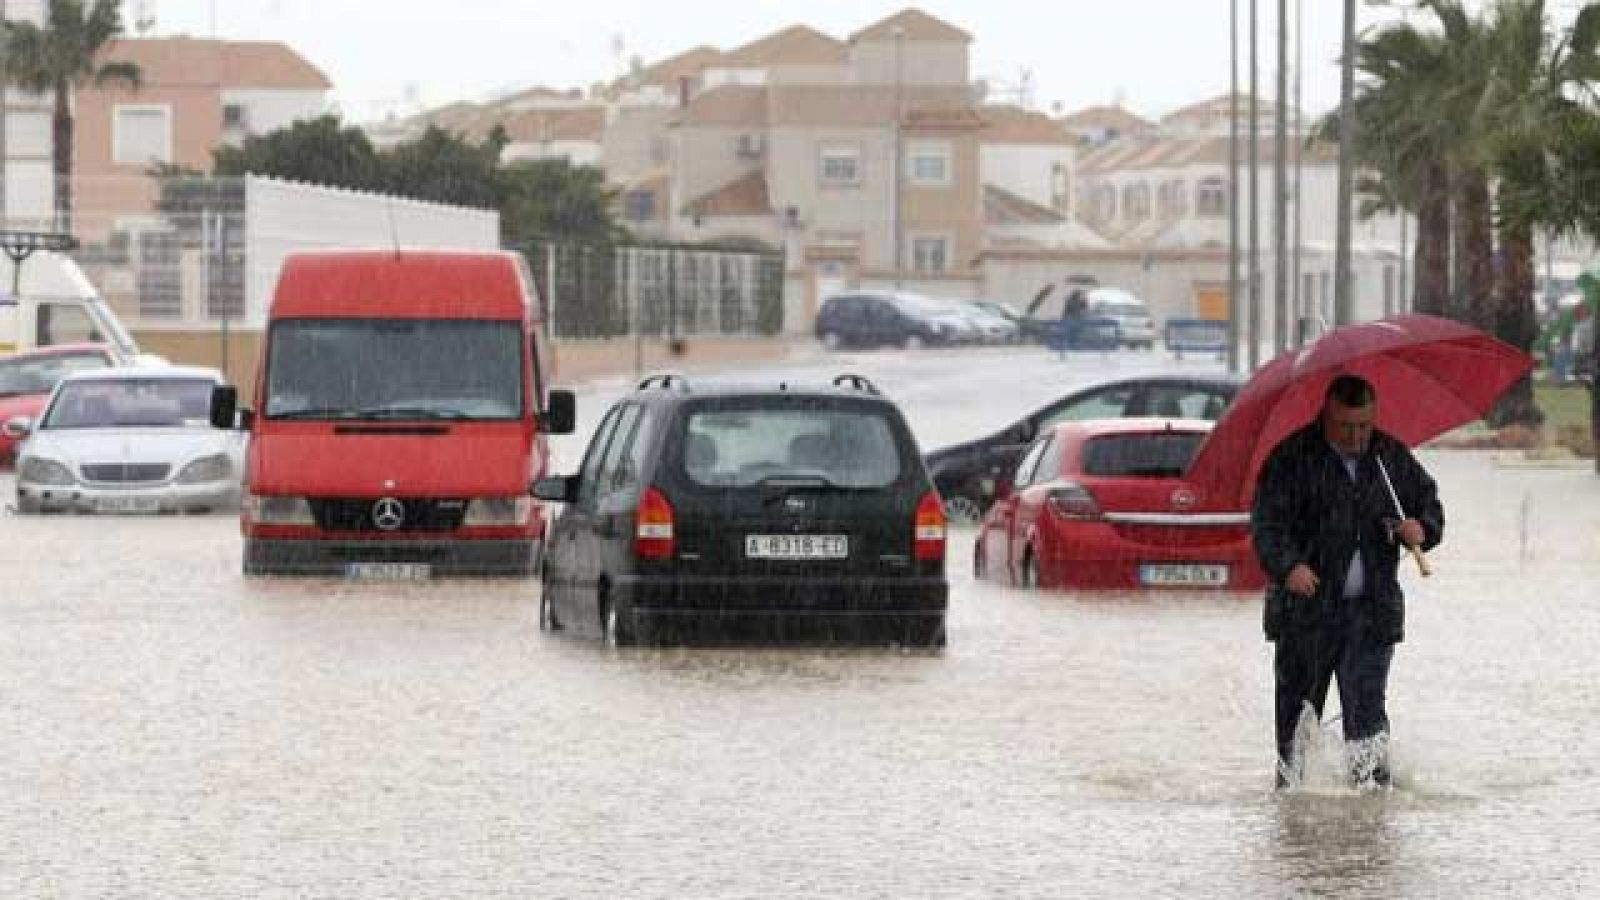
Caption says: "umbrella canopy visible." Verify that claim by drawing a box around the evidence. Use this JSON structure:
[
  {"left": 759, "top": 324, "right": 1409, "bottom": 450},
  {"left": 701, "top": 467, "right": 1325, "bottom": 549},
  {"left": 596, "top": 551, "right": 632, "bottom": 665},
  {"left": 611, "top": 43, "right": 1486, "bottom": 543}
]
[{"left": 1186, "top": 315, "right": 1533, "bottom": 509}]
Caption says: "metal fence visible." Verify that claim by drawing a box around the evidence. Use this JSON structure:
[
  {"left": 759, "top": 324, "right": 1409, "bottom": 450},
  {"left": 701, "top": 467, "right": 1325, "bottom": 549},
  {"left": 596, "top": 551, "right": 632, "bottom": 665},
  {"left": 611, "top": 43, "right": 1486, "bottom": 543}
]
[
  {"left": 72, "top": 177, "right": 247, "bottom": 326},
  {"left": 521, "top": 240, "right": 785, "bottom": 340}
]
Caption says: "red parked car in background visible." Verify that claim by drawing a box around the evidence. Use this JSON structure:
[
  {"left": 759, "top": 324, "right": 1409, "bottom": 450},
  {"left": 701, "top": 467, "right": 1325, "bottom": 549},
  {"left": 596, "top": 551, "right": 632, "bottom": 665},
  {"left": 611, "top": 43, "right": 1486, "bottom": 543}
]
[
  {"left": 0, "top": 343, "right": 122, "bottom": 468},
  {"left": 974, "top": 418, "right": 1266, "bottom": 591}
]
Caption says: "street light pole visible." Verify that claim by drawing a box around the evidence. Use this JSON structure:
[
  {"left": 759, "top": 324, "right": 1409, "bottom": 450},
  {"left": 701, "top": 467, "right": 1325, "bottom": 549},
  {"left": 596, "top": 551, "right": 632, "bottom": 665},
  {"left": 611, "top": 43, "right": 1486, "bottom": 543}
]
[
  {"left": 1273, "top": 0, "right": 1289, "bottom": 354},
  {"left": 1248, "top": 0, "right": 1261, "bottom": 371},
  {"left": 1228, "top": 0, "right": 1241, "bottom": 373},
  {"left": 1334, "top": 0, "right": 1356, "bottom": 326},
  {"left": 891, "top": 26, "right": 904, "bottom": 289}
]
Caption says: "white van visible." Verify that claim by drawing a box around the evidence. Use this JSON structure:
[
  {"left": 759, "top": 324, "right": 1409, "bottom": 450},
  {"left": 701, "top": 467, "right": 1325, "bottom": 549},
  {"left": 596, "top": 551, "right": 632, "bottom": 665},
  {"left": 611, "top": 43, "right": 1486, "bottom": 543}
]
[
  {"left": 0, "top": 246, "right": 144, "bottom": 362},
  {"left": 1086, "top": 287, "right": 1157, "bottom": 350}
]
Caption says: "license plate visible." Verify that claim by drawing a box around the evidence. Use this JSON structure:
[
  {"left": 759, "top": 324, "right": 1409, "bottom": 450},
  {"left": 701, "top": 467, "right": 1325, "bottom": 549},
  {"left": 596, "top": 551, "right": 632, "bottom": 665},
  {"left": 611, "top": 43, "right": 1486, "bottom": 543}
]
[
  {"left": 745, "top": 534, "right": 848, "bottom": 560},
  {"left": 345, "top": 562, "right": 433, "bottom": 580},
  {"left": 1139, "top": 564, "right": 1229, "bottom": 587},
  {"left": 95, "top": 496, "right": 160, "bottom": 514}
]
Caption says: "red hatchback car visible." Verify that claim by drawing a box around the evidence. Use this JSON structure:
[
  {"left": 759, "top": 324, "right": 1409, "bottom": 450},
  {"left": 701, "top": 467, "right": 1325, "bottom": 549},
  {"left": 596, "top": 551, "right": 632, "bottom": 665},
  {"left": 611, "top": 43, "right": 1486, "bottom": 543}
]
[
  {"left": 974, "top": 418, "right": 1266, "bottom": 591},
  {"left": 0, "top": 343, "right": 121, "bottom": 468}
]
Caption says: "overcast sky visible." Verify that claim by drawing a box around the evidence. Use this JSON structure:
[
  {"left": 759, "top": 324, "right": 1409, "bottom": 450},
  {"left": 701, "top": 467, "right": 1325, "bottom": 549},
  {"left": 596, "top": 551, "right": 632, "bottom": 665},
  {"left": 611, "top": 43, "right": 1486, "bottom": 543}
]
[{"left": 142, "top": 1, "right": 1587, "bottom": 125}]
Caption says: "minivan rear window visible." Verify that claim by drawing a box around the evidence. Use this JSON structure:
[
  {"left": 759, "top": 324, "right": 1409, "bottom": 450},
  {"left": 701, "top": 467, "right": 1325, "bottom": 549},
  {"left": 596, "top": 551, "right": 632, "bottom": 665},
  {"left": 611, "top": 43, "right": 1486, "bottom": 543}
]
[
  {"left": 1081, "top": 432, "right": 1206, "bottom": 478},
  {"left": 681, "top": 407, "right": 902, "bottom": 488}
]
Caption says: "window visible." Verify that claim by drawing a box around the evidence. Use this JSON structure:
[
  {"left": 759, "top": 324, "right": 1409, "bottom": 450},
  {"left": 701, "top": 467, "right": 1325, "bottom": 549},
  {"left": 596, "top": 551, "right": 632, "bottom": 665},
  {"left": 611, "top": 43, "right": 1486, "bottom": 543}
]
[
  {"left": 1122, "top": 183, "right": 1151, "bottom": 221},
  {"left": 1039, "top": 386, "right": 1135, "bottom": 428},
  {"left": 1081, "top": 433, "right": 1207, "bottom": 478},
  {"left": 595, "top": 405, "right": 643, "bottom": 501},
  {"left": 1013, "top": 436, "right": 1051, "bottom": 488},
  {"left": 818, "top": 142, "right": 861, "bottom": 186},
  {"left": 1196, "top": 178, "right": 1228, "bottom": 218},
  {"left": 222, "top": 103, "right": 247, "bottom": 130},
  {"left": 681, "top": 407, "right": 902, "bottom": 489},
  {"left": 624, "top": 190, "right": 656, "bottom": 222},
  {"left": 575, "top": 406, "right": 625, "bottom": 509},
  {"left": 907, "top": 141, "right": 951, "bottom": 186},
  {"left": 910, "top": 235, "right": 950, "bottom": 274},
  {"left": 113, "top": 104, "right": 172, "bottom": 165}
]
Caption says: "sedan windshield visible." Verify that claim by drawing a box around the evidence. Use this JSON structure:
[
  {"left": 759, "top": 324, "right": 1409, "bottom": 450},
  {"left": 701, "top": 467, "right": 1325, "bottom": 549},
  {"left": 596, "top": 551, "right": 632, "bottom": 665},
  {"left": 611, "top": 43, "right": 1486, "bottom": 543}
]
[
  {"left": 0, "top": 352, "right": 111, "bottom": 398},
  {"left": 264, "top": 318, "right": 523, "bottom": 420},
  {"left": 44, "top": 378, "right": 216, "bottom": 429}
]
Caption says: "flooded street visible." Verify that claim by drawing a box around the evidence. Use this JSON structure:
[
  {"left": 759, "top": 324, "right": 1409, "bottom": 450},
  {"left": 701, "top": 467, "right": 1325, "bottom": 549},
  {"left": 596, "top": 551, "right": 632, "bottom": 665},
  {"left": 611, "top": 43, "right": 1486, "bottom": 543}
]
[{"left": 3, "top": 347, "right": 1598, "bottom": 897}]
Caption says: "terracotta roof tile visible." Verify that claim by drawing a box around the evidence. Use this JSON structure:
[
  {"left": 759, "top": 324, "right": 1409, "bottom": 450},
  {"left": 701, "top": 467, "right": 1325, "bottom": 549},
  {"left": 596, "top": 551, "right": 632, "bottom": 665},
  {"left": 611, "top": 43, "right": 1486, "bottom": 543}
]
[
  {"left": 502, "top": 107, "right": 606, "bottom": 143},
  {"left": 851, "top": 8, "right": 972, "bottom": 43},
  {"left": 985, "top": 184, "right": 1065, "bottom": 225},
  {"left": 1058, "top": 104, "right": 1151, "bottom": 134},
  {"left": 677, "top": 85, "right": 769, "bottom": 126},
  {"left": 981, "top": 104, "right": 1074, "bottom": 145},
  {"left": 721, "top": 25, "right": 847, "bottom": 67},
  {"left": 98, "top": 37, "right": 330, "bottom": 89},
  {"left": 685, "top": 170, "right": 772, "bottom": 217}
]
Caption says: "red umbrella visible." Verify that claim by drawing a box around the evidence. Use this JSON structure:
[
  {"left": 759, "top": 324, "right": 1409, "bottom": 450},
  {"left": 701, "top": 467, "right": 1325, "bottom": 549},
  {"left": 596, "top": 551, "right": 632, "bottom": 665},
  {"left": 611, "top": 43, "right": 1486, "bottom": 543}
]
[{"left": 1186, "top": 314, "right": 1534, "bottom": 510}]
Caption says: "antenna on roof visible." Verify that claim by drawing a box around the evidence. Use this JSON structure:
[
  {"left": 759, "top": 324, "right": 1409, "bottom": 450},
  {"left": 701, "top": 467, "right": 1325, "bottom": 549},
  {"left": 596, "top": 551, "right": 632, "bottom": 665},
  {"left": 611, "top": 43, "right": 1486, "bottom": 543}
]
[{"left": 384, "top": 197, "right": 402, "bottom": 258}]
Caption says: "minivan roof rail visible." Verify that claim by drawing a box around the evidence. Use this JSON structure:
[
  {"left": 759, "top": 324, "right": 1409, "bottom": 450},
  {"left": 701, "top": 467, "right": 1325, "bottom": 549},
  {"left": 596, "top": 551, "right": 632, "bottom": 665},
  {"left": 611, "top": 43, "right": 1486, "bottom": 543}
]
[
  {"left": 637, "top": 372, "right": 690, "bottom": 392},
  {"left": 831, "top": 373, "right": 880, "bottom": 395}
]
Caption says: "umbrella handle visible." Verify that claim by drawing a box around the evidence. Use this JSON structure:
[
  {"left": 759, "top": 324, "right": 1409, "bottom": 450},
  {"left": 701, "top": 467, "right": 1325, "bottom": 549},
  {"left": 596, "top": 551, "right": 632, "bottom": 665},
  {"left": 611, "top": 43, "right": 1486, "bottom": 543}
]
[{"left": 1405, "top": 542, "right": 1433, "bottom": 577}]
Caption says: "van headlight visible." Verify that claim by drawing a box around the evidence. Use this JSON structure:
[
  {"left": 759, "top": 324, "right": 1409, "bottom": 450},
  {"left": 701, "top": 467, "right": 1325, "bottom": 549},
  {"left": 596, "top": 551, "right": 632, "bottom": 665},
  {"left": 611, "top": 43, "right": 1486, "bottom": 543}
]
[
  {"left": 19, "top": 457, "right": 75, "bottom": 486},
  {"left": 245, "top": 495, "right": 315, "bottom": 525},
  {"left": 463, "top": 496, "right": 532, "bottom": 526},
  {"left": 176, "top": 454, "right": 232, "bottom": 484}
]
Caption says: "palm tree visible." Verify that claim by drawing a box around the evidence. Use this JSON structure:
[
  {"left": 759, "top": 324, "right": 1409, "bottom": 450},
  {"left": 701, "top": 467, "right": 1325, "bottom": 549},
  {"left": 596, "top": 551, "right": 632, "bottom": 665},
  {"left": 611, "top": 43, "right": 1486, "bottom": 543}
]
[
  {"left": 1325, "top": 9, "right": 1463, "bottom": 315},
  {"left": 1, "top": 0, "right": 141, "bottom": 234},
  {"left": 1477, "top": 0, "right": 1600, "bottom": 426}
]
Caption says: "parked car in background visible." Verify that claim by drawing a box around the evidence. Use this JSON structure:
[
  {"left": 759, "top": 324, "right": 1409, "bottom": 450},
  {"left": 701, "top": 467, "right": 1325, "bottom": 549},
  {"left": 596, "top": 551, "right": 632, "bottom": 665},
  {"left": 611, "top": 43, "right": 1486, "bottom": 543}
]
[
  {"left": 974, "top": 418, "right": 1266, "bottom": 591},
  {"left": 1086, "top": 287, "right": 1158, "bottom": 350},
  {"left": 924, "top": 374, "right": 1243, "bottom": 522},
  {"left": 0, "top": 343, "right": 124, "bottom": 468},
  {"left": 7, "top": 366, "right": 246, "bottom": 514},
  {"left": 815, "top": 291, "right": 973, "bottom": 350},
  {"left": 535, "top": 373, "right": 948, "bottom": 647},
  {"left": 956, "top": 301, "right": 1021, "bottom": 344}
]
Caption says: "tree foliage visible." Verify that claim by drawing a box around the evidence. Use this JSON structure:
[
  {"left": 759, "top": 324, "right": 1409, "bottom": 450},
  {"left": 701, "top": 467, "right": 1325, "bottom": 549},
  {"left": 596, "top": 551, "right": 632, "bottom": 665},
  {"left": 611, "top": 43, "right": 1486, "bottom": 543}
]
[
  {"left": 1, "top": 0, "right": 141, "bottom": 231},
  {"left": 191, "top": 115, "right": 619, "bottom": 245}
]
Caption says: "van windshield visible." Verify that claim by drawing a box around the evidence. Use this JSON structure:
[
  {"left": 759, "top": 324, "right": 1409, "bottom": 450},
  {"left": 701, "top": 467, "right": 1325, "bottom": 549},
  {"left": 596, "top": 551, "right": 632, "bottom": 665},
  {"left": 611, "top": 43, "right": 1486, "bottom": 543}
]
[{"left": 264, "top": 318, "right": 523, "bottom": 420}]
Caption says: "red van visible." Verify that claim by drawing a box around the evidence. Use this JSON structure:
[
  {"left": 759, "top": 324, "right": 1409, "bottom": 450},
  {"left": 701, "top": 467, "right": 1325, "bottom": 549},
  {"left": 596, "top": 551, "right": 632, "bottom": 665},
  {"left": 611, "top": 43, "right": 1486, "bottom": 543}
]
[{"left": 210, "top": 250, "right": 575, "bottom": 578}]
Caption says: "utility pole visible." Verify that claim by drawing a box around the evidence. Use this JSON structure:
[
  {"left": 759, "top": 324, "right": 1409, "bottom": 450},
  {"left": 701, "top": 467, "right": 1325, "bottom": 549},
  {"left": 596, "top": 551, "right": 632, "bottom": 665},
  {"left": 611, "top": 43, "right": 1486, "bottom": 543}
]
[
  {"left": 1228, "top": 0, "right": 1242, "bottom": 373},
  {"left": 1248, "top": 0, "right": 1261, "bottom": 371},
  {"left": 1292, "top": 0, "right": 1304, "bottom": 342},
  {"left": 1273, "top": 0, "right": 1289, "bottom": 354},
  {"left": 891, "top": 26, "right": 905, "bottom": 289},
  {"left": 1, "top": 0, "right": 9, "bottom": 226},
  {"left": 1334, "top": 0, "right": 1356, "bottom": 326}
]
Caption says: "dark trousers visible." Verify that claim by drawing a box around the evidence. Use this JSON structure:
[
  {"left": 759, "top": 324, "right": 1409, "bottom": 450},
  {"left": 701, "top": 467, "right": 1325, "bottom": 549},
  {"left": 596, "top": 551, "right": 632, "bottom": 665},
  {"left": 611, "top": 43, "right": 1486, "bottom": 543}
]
[{"left": 1274, "top": 597, "right": 1395, "bottom": 776}]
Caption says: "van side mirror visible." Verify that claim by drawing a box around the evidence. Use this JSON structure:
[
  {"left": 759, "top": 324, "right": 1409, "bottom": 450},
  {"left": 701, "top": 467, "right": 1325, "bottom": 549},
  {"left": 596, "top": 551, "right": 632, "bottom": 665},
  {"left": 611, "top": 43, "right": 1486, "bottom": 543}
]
[
  {"left": 2, "top": 416, "right": 32, "bottom": 440},
  {"left": 532, "top": 475, "right": 575, "bottom": 503},
  {"left": 210, "top": 385, "right": 238, "bottom": 430},
  {"left": 543, "top": 389, "right": 576, "bottom": 434}
]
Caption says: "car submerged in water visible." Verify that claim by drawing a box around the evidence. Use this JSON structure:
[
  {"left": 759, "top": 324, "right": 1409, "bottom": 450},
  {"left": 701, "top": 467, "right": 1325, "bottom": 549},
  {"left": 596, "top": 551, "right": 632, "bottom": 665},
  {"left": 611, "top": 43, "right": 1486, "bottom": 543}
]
[
  {"left": 8, "top": 365, "right": 246, "bottom": 515},
  {"left": 535, "top": 373, "right": 949, "bottom": 647}
]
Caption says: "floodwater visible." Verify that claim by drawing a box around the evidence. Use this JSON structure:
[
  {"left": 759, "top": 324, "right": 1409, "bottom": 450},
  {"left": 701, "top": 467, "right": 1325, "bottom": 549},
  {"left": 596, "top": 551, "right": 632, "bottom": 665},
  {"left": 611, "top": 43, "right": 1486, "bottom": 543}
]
[{"left": 2, "top": 347, "right": 1597, "bottom": 898}]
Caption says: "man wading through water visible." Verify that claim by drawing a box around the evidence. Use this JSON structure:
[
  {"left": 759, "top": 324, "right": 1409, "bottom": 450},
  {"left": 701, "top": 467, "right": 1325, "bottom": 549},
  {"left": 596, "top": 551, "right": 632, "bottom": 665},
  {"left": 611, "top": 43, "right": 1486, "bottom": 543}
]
[{"left": 1252, "top": 375, "right": 1444, "bottom": 789}]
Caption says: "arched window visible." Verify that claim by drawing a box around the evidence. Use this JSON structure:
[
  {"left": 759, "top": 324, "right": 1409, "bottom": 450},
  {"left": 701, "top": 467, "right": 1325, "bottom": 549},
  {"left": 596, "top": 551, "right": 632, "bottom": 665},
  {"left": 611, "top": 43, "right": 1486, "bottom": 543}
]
[{"left": 1122, "top": 183, "right": 1151, "bottom": 221}]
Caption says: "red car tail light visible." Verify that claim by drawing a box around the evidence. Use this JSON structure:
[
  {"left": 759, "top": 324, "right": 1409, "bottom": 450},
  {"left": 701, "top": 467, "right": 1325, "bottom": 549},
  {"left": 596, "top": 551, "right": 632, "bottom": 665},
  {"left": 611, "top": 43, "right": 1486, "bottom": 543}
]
[
  {"left": 635, "top": 486, "right": 676, "bottom": 559},
  {"left": 1046, "top": 482, "right": 1103, "bottom": 521},
  {"left": 914, "top": 490, "right": 947, "bottom": 561}
]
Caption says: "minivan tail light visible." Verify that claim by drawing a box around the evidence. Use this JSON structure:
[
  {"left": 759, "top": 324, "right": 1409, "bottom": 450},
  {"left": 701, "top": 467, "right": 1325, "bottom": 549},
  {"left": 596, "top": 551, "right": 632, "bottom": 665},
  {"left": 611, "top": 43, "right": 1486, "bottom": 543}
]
[
  {"left": 914, "top": 491, "right": 947, "bottom": 561},
  {"left": 1046, "top": 482, "right": 1102, "bottom": 521},
  {"left": 635, "top": 486, "right": 675, "bottom": 559}
]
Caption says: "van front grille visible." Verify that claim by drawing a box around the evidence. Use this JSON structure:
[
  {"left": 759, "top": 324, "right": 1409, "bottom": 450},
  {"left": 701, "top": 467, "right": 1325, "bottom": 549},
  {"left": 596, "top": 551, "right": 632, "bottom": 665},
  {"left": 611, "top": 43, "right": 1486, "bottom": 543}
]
[{"left": 309, "top": 497, "right": 467, "bottom": 533}]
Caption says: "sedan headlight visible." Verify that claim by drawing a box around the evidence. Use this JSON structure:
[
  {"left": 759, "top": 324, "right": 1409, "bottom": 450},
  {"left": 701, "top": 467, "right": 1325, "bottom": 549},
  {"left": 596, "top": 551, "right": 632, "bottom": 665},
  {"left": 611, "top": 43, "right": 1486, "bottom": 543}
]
[
  {"left": 176, "top": 454, "right": 233, "bottom": 484},
  {"left": 18, "top": 457, "right": 75, "bottom": 486},
  {"left": 463, "top": 496, "right": 533, "bottom": 526},
  {"left": 245, "top": 495, "right": 315, "bottom": 525}
]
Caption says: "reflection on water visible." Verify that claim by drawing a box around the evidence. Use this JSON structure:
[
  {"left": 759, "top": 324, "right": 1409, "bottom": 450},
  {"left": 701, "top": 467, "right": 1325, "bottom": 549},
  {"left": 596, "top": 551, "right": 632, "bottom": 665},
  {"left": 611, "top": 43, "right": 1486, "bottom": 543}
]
[{"left": 2, "top": 349, "right": 1598, "bottom": 897}]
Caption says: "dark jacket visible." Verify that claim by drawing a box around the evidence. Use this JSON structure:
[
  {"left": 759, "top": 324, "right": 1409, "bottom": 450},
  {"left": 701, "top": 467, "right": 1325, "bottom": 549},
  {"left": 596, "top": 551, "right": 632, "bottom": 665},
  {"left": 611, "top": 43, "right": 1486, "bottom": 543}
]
[{"left": 1252, "top": 423, "right": 1444, "bottom": 644}]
